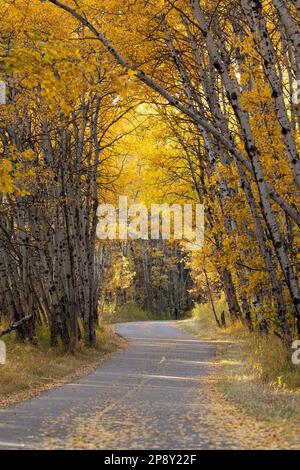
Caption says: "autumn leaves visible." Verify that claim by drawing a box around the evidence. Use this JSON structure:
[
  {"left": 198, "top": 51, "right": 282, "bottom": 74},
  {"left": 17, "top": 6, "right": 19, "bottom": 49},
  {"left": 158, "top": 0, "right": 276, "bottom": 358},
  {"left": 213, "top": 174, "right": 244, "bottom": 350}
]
[{"left": 46, "top": 0, "right": 300, "bottom": 339}]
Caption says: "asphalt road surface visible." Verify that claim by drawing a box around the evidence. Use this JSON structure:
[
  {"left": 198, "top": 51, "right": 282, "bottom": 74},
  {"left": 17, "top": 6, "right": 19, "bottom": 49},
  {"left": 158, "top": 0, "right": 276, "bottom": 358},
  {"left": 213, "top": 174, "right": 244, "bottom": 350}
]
[{"left": 0, "top": 321, "right": 220, "bottom": 450}]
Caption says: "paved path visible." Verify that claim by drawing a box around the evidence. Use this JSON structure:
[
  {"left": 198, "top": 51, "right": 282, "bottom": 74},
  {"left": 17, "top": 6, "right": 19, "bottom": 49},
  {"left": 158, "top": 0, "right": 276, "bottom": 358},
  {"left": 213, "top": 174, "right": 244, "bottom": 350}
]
[{"left": 0, "top": 321, "right": 219, "bottom": 449}]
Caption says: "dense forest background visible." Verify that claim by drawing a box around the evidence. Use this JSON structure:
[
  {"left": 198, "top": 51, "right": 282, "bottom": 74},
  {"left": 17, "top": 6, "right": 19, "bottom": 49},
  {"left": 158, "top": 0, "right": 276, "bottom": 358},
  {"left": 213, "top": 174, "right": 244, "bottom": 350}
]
[{"left": 0, "top": 0, "right": 299, "bottom": 357}]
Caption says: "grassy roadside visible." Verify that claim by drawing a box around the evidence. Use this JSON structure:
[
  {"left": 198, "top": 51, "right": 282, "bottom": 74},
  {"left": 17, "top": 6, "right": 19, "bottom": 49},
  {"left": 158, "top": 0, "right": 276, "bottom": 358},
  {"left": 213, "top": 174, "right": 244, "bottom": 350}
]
[
  {"left": 177, "top": 302, "right": 300, "bottom": 423},
  {"left": 0, "top": 324, "right": 125, "bottom": 409}
]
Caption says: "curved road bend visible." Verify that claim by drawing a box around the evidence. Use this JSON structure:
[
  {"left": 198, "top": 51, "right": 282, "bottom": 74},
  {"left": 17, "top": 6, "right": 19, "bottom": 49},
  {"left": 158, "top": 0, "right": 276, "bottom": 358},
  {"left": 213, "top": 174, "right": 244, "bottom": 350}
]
[{"left": 0, "top": 321, "right": 223, "bottom": 450}]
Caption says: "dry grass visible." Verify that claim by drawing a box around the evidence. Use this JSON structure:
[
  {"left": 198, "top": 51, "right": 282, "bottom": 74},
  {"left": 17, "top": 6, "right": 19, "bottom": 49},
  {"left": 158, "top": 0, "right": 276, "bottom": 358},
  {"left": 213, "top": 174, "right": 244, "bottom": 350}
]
[
  {"left": 0, "top": 324, "right": 125, "bottom": 409},
  {"left": 217, "top": 335, "right": 300, "bottom": 421},
  {"left": 177, "top": 300, "right": 300, "bottom": 422}
]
